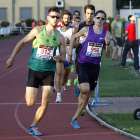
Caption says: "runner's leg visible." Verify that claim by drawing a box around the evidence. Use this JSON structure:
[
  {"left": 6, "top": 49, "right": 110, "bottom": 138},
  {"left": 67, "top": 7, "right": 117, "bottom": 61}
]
[{"left": 31, "top": 86, "right": 53, "bottom": 126}]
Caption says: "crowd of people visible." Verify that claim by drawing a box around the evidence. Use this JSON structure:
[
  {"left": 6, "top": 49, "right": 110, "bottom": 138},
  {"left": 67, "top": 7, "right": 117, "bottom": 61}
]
[{"left": 6, "top": 4, "right": 139, "bottom": 136}]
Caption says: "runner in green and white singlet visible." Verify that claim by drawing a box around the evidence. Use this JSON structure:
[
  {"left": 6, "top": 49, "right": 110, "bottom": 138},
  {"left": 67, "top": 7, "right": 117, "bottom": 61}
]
[{"left": 6, "top": 6, "right": 66, "bottom": 136}]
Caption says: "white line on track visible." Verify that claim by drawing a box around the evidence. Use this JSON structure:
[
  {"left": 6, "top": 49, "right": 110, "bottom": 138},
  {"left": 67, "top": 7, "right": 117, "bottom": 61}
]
[
  {"left": 14, "top": 98, "right": 42, "bottom": 140},
  {"left": 0, "top": 61, "right": 28, "bottom": 79},
  {"left": 0, "top": 103, "right": 78, "bottom": 105}
]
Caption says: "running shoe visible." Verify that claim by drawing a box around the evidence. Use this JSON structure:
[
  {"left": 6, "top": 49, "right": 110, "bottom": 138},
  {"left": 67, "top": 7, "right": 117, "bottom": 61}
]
[
  {"left": 74, "top": 77, "right": 78, "bottom": 86},
  {"left": 71, "top": 119, "right": 80, "bottom": 129},
  {"left": 71, "top": 65, "right": 74, "bottom": 72},
  {"left": 29, "top": 126, "right": 42, "bottom": 136},
  {"left": 66, "top": 79, "right": 71, "bottom": 86},
  {"left": 26, "top": 77, "right": 28, "bottom": 83},
  {"left": 63, "top": 86, "right": 66, "bottom": 91},
  {"left": 74, "top": 81, "right": 80, "bottom": 97},
  {"left": 55, "top": 96, "right": 62, "bottom": 103},
  {"left": 80, "top": 110, "right": 86, "bottom": 116}
]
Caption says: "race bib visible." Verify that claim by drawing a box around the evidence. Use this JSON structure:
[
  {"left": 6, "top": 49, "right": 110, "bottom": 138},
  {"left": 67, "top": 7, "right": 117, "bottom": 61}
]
[
  {"left": 79, "top": 35, "right": 86, "bottom": 44},
  {"left": 65, "top": 45, "right": 75, "bottom": 60},
  {"left": 36, "top": 44, "right": 55, "bottom": 60},
  {"left": 86, "top": 42, "right": 103, "bottom": 57}
]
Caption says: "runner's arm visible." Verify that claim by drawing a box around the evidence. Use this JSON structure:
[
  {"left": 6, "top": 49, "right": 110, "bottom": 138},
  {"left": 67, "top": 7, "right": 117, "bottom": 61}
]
[
  {"left": 72, "top": 24, "right": 79, "bottom": 47},
  {"left": 6, "top": 27, "right": 39, "bottom": 68},
  {"left": 105, "top": 31, "right": 111, "bottom": 57},
  {"left": 67, "top": 27, "right": 87, "bottom": 63},
  {"left": 53, "top": 34, "right": 66, "bottom": 63}
]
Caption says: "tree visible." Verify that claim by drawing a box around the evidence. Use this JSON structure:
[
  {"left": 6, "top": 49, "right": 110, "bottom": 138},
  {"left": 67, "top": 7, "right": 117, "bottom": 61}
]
[{"left": 116, "top": 0, "right": 140, "bottom": 10}]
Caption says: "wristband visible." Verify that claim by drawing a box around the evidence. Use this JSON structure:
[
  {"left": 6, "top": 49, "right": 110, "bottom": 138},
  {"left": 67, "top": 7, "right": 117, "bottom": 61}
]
[
  {"left": 106, "top": 42, "right": 110, "bottom": 45},
  {"left": 68, "top": 54, "right": 72, "bottom": 57},
  {"left": 10, "top": 56, "right": 14, "bottom": 60}
]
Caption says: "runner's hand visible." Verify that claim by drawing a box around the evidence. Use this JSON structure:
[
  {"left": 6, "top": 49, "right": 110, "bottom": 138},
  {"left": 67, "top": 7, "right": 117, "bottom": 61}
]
[
  {"left": 6, "top": 58, "right": 14, "bottom": 68},
  {"left": 53, "top": 55, "right": 60, "bottom": 62},
  {"left": 105, "top": 33, "right": 110, "bottom": 43},
  {"left": 66, "top": 56, "right": 72, "bottom": 64}
]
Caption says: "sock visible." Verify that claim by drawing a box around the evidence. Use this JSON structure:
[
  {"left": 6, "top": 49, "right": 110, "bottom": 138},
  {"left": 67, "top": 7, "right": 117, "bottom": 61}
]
[{"left": 57, "top": 92, "right": 61, "bottom": 97}]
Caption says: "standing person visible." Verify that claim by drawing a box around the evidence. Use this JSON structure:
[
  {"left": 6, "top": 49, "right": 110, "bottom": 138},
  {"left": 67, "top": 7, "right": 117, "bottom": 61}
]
[
  {"left": 103, "top": 19, "right": 110, "bottom": 31},
  {"left": 67, "top": 10, "right": 110, "bottom": 129},
  {"left": 120, "top": 16, "right": 140, "bottom": 75},
  {"left": 55, "top": 10, "right": 73, "bottom": 102},
  {"left": 21, "top": 20, "right": 25, "bottom": 35},
  {"left": 6, "top": 6, "right": 65, "bottom": 136},
  {"left": 32, "top": 20, "right": 36, "bottom": 28},
  {"left": 111, "top": 13, "right": 123, "bottom": 60},
  {"left": 124, "top": 15, "right": 133, "bottom": 62},
  {"left": 73, "top": 5, "right": 95, "bottom": 116},
  {"left": 38, "top": 20, "right": 43, "bottom": 26}
]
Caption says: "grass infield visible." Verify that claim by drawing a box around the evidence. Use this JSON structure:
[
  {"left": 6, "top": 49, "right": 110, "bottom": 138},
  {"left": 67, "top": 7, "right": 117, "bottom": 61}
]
[
  {"left": 96, "top": 50, "right": 140, "bottom": 137},
  {"left": 98, "top": 113, "right": 140, "bottom": 137}
]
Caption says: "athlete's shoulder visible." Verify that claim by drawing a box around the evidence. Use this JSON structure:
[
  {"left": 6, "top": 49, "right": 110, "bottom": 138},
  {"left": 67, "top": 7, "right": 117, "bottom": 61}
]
[{"left": 79, "top": 21, "right": 85, "bottom": 25}]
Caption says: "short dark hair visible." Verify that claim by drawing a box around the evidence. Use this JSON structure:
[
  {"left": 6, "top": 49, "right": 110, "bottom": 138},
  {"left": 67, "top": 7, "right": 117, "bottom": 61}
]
[
  {"left": 128, "top": 15, "right": 133, "bottom": 21},
  {"left": 73, "top": 10, "right": 80, "bottom": 16},
  {"left": 95, "top": 10, "right": 106, "bottom": 18},
  {"left": 61, "top": 10, "right": 72, "bottom": 20},
  {"left": 48, "top": 6, "right": 60, "bottom": 14},
  {"left": 84, "top": 4, "right": 95, "bottom": 14},
  {"left": 74, "top": 16, "right": 81, "bottom": 21}
]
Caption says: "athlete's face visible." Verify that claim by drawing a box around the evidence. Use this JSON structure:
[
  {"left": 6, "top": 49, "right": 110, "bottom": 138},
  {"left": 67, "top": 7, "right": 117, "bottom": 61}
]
[
  {"left": 62, "top": 14, "right": 71, "bottom": 26},
  {"left": 75, "top": 18, "right": 81, "bottom": 24},
  {"left": 85, "top": 9, "right": 94, "bottom": 22},
  {"left": 94, "top": 13, "right": 106, "bottom": 26},
  {"left": 115, "top": 14, "right": 120, "bottom": 21},
  {"left": 47, "top": 11, "right": 60, "bottom": 27}
]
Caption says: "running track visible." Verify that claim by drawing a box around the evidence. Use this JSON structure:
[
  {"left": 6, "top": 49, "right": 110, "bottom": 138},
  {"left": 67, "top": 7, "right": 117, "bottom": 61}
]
[{"left": 0, "top": 37, "right": 129, "bottom": 140}]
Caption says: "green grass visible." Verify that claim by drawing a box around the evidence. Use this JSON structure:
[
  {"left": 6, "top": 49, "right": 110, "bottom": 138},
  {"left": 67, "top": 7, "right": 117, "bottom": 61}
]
[
  {"left": 98, "top": 113, "right": 140, "bottom": 137},
  {"left": 94, "top": 50, "right": 140, "bottom": 138},
  {"left": 0, "top": 35, "right": 18, "bottom": 41},
  {"left": 99, "top": 52, "right": 140, "bottom": 97}
]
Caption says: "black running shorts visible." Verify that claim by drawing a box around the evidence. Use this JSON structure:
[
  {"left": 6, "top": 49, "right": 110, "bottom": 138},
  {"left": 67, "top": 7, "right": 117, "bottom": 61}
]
[
  {"left": 27, "top": 68, "right": 55, "bottom": 88},
  {"left": 77, "top": 62, "right": 100, "bottom": 91}
]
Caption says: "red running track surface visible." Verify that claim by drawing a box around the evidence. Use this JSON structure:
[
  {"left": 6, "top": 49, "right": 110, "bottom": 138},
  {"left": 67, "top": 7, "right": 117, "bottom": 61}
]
[{"left": 0, "top": 37, "right": 129, "bottom": 140}]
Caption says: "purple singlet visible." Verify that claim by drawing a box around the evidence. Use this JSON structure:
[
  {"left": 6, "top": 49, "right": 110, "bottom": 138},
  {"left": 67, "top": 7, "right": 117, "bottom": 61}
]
[{"left": 78, "top": 26, "right": 107, "bottom": 64}]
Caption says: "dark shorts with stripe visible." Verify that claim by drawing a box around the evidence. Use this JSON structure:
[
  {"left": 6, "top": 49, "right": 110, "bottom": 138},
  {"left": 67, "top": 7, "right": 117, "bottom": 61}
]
[
  {"left": 113, "top": 37, "right": 122, "bottom": 47},
  {"left": 27, "top": 68, "right": 54, "bottom": 88},
  {"left": 77, "top": 62, "right": 100, "bottom": 91}
]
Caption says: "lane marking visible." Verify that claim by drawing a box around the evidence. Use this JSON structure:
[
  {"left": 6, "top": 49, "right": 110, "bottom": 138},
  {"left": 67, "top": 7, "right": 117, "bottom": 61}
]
[
  {"left": 14, "top": 98, "right": 42, "bottom": 140},
  {"left": 0, "top": 131, "right": 116, "bottom": 139},
  {"left": 0, "top": 103, "right": 78, "bottom": 105},
  {"left": 0, "top": 61, "right": 28, "bottom": 79}
]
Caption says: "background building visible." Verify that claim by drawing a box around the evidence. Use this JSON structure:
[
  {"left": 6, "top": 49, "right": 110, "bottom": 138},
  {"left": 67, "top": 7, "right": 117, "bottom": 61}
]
[{"left": 0, "top": 0, "right": 116, "bottom": 25}]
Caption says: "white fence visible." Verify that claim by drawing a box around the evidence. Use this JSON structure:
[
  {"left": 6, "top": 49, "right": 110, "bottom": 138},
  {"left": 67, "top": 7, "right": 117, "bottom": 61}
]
[{"left": 0, "top": 26, "right": 32, "bottom": 35}]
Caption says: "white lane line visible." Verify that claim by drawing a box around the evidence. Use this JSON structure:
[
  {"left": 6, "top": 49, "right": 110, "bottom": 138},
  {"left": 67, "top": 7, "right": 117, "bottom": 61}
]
[
  {"left": 0, "top": 61, "right": 28, "bottom": 79},
  {"left": 14, "top": 98, "right": 42, "bottom": 140},
  {"left": 0, "top": 103, "right": 78, "bottom": 105}
]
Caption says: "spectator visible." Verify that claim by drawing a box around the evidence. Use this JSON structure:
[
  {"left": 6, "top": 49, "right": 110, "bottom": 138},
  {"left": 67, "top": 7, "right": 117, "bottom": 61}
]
[
  {"left": 32, "top": 20, "right": 36, "bottom": 28},
  {"left": 120, "top": 16, "right": 140, "bottom": 75},
  {"left": 38, "top": 20, "right": 43, "bottom": 26},
  {"left": 103, "top": 19, "right": 110, "bottom": 31},
  {"left": 21, "top": 20, "right": 25, "bottom": 35},
  {"left": 72, "top": 10, "right": 80, "bottom": 26},
  {"left": 111, "top": 14, "right": 123, "bottom": 60},
  {"left": 124, "top": 15, "right": 133, "bottom": 62}
]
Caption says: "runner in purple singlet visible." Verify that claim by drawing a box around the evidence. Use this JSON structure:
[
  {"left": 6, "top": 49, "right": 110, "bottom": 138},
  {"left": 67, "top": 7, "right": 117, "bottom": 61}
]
[{"left": 67, "top": 10, "right": 111, "bottom": 129}]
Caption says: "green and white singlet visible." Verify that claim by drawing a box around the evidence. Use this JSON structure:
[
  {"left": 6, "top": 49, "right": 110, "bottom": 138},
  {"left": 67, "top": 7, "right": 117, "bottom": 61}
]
[{"left": 28, "top": 25, "right": 59, "bottom": 72}]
